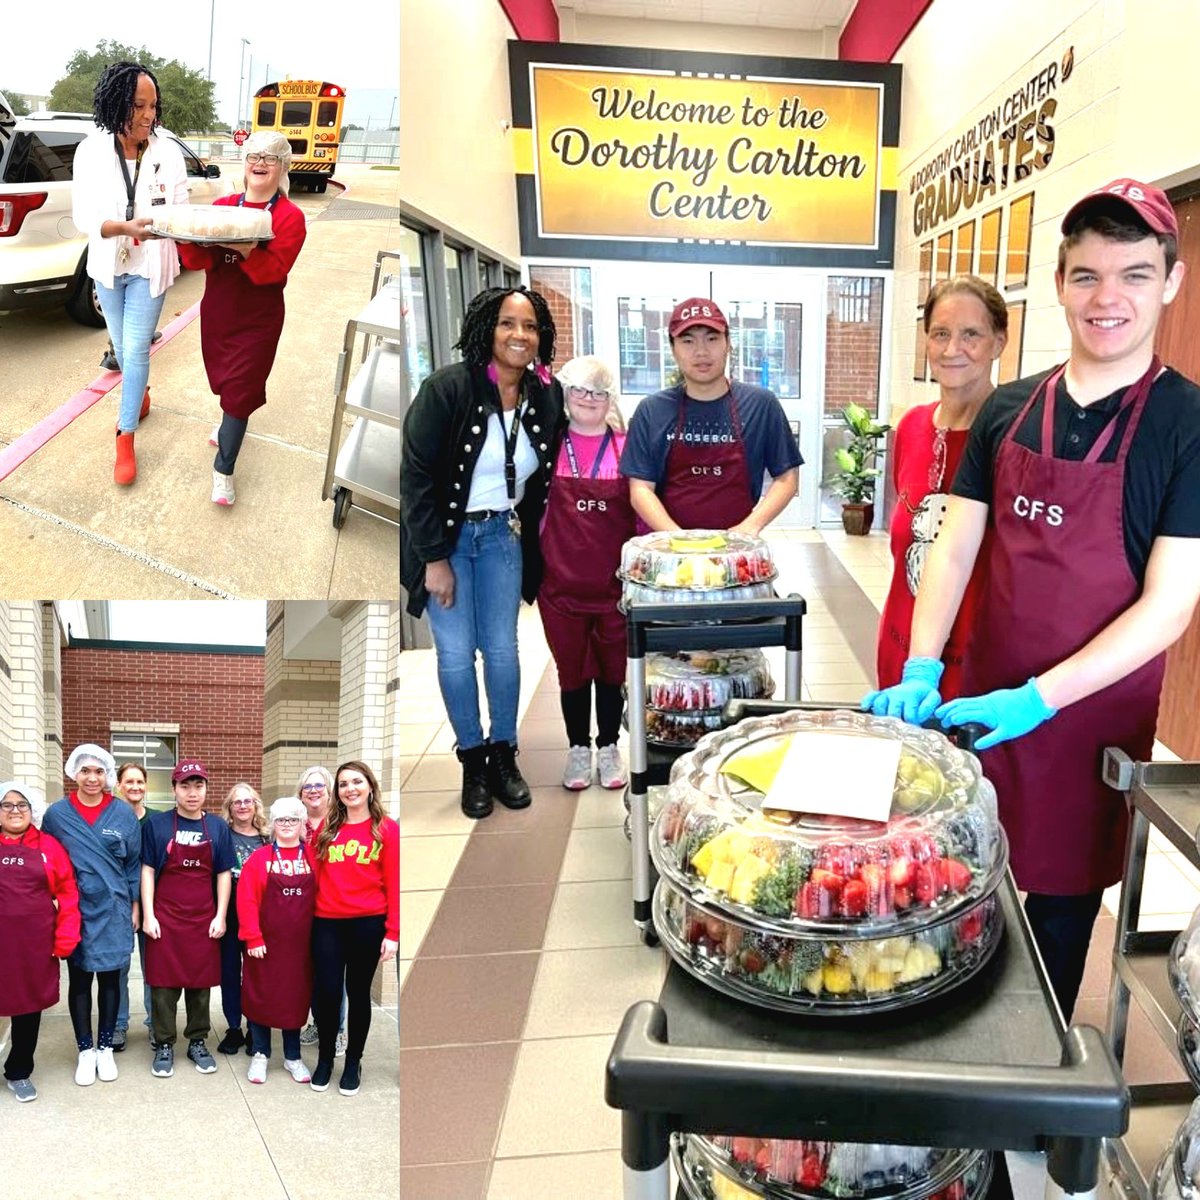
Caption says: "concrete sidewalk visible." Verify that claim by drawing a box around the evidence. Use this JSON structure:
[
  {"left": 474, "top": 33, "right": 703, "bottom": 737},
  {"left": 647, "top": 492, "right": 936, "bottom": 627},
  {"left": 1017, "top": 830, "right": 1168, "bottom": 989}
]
[
  {"left": 0, "top": 166, "right": 401, "bottom": 599},
  {"left": 1, "top": 956, "right": 399, "bottom": 1200}
]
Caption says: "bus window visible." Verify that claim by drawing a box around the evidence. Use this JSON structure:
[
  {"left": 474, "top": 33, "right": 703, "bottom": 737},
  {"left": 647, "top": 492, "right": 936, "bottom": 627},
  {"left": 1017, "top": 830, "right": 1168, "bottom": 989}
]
[
  {"left": 256, "top": 100, "right": 276, "bottom": 126},
  {"left": 281, "top": 101, "right": 311, "bottom": 126},
  {"left": 317, "top": 101, "right": 339, "bottom": 128}
]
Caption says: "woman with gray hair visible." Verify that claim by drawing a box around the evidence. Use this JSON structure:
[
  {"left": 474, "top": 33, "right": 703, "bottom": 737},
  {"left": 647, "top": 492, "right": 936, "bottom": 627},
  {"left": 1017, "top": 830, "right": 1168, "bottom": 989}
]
[
  {"left": 236, "top": 796, "right": 317, "bottom": 1085},
  {"left": 539, "top": 355, "right": 635, "bottom": 790},
  {"left": 41, "top": 744, "right": 142, "bottom": 1088},
  {"left": 177, "top": 129, "right": 308, "bottom": 507}
]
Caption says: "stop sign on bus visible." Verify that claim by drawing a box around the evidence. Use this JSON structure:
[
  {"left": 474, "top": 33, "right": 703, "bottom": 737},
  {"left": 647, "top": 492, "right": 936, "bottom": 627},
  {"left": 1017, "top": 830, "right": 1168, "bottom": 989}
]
[{"left": 233, "top": 129, "right": 249, "bottom": 146}]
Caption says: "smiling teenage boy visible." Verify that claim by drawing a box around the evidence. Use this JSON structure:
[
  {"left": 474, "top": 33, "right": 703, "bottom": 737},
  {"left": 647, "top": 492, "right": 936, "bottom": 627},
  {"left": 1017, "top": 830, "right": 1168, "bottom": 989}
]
[
  {"left": 140, "top": 759, "right": 235, "bottom": 1077},
  {"left": 620, "top": 298, "right": 801, "bottom": 533},
  {"left": 864, "top": 179, "right": 1200, "bottom": 1017}
]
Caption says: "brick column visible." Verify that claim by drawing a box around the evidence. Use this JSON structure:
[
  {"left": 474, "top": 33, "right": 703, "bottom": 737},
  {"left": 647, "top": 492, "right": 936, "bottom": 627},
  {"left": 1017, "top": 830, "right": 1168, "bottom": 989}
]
[
  {"left": 9, "top": 603, "right": 46, "bottom": 794},
  {"left": 0, "top": 605, "right": 14, "bottom": 782},
  {"left": 41, "top": 603, "right": 64, "bottom": 805}
]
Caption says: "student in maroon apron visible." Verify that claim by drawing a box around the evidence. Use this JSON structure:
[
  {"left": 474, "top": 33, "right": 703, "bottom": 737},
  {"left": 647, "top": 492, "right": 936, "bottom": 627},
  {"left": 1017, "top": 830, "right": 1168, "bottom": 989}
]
[
  {"left": 0, "top": 782, "right": 81, "bottom": 1103},
  {"left": 238, "top": 797, "right": 316, "bottom": 1085},
  {"left": 539, "top": 356, "right": 637, "bottom": 791},
  {"left": 140, "top": 759, "right": 235, "bottom": 1078},
  {"left": 864, "top": 179, "right": 1200, "bottom": 1019},
  {"left": 620, "top": 297, "right": 802, "bottom": 535},
  {"left": 176, "top": 131, "right": 306, "bottom": 508}
]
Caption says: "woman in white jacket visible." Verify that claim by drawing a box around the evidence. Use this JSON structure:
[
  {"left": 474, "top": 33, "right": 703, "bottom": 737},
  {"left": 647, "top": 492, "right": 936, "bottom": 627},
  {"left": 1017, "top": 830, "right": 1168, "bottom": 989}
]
[{"left": 71, "top": 61, "right": 187, "bottom": 486}]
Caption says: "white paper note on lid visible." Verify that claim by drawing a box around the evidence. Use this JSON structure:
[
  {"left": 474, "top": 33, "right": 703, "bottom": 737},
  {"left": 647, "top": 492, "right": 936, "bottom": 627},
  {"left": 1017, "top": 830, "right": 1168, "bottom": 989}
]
[{"left": 761, "top": 731, "right": 902, "bottom": 824}]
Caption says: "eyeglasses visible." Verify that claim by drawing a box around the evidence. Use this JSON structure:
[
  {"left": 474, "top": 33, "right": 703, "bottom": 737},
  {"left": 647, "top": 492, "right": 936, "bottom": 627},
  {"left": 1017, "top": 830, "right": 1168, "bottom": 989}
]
[
  {"left": 245, "top": 153, "right": 281, "bottom": 166},
  {"left": 567, "top": 386, "right": 610, "bottom": 403},
  {"left": 300, "top": 783, "right": 325, "bottom": 792},
  {"left": 232, "top": 798, "right": 256, "bottom": 806},
  {"left": 0, "top": 801, "right": 31, "bottom": 813},
  {"left": 274, "top": 817, "right": 302, "bottom": 825}
]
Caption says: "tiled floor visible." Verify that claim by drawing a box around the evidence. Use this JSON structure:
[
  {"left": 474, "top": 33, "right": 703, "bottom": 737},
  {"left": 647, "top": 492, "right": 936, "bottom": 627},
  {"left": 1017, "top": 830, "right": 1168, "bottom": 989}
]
[{"left": 399, "top": 529, "right": 1199, "bottom": 1199}]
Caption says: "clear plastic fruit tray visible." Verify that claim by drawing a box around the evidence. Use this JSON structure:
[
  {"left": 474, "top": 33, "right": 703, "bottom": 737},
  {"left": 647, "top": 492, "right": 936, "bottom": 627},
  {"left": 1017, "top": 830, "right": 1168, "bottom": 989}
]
[
  {"left": 1179, "top": 1012, "right": 1200, "bottom": 1093},
  {"left": 1152, "top": 1097, "right": 1200, "bottom": 1200},
  {"left": 1169, "top": 908, "right": 1200, "bottom": 1025},
  {"left": 619, "top": 529, "right": 777, "bottom": 591},
  {"left": 672, "top": 1132, "right": 993, "bottom": 1200},
  {"left": 652, "top": 710, "right": 1006, "bottom": 937},
  {"left": 643, "top": 649, "right": 774, "bottom": 713}
]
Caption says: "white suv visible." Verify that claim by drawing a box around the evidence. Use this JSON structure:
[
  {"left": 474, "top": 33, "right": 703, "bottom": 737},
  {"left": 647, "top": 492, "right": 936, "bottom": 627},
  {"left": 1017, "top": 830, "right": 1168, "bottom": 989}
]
[{"left": 0, "top": 103, "right": 227, "bottom": 326}]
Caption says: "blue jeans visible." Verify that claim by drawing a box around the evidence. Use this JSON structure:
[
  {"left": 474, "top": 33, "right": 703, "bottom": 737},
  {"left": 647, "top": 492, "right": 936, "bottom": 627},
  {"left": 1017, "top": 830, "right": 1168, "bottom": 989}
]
[
  {"left": 93, "top": 273, "right": 167, "bottom": 432},
  {"left": 425, "top": 512, "right": 522, "bottom": 748},
  {"left": 116, "top": 929, "right": 151, "bottom": 1032},
  {"left": 248, "top": 1021, "right": 301, "bottom": 1060}
]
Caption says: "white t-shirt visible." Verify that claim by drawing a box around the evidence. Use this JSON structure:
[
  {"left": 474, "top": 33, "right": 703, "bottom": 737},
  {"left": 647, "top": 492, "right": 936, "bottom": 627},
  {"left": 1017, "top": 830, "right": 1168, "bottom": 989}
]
[{"left": 465, "top": 409, "right": 539, "bottom": 512}]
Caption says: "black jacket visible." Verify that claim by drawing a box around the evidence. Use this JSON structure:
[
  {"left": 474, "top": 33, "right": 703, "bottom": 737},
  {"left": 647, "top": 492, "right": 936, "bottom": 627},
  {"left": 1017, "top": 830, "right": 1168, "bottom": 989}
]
[{"left": 401, "top": 361, "right": 564, "bottom": 617}]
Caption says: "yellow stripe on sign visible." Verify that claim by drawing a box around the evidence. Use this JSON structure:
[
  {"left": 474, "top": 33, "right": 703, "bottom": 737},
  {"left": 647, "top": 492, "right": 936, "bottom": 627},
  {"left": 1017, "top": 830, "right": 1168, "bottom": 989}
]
[
  {"left": 879, "top": 145, "right": 898, "bottom": 191},
  {"left": 511, "top": 127, "right": 533, "bottom": 175}
]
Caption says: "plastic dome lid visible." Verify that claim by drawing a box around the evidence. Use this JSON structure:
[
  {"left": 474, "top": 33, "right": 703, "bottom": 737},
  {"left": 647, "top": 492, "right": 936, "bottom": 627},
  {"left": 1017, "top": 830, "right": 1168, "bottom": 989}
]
[
  {"left": 619, "top": 528, "right": 777, "bottom": 591},
  {"left": 652, "top": 709, "right": 1005, "bottom": 936},
  {"left": 643, "top": 648, "right": 774, "bottom": 713},
  {"left": 1153, "top": 1097, "right": 1200, "bottom": 1200},
  {"left": 1169, "top": 906, "right": 1200, "bottom": 1022}
]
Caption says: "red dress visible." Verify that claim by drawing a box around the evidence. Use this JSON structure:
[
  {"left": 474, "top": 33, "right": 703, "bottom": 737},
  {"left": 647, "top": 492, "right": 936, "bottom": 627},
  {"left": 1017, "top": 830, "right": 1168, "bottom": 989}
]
[
  {"left": 876, "top": 403, "right": 983, "bottom": 698},
  {"left": 177, "top": 193, "right": 307, "bottom": 420}
]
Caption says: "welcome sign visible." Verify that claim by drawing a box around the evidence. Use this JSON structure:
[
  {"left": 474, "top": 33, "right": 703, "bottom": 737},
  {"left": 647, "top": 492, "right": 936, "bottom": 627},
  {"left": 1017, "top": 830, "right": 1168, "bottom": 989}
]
[{"left": 509, "top": 43, "right": 901, "bottom": 268}]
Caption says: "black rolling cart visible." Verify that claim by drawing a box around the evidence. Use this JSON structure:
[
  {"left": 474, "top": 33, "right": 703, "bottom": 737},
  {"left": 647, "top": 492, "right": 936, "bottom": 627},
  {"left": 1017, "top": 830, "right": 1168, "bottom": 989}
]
[
  {"left": 624, "top": 594, "right": 806, "bottom": 946},
  {"left": 1100, "top": 750, "right": 1200, "bottom": 1198}
]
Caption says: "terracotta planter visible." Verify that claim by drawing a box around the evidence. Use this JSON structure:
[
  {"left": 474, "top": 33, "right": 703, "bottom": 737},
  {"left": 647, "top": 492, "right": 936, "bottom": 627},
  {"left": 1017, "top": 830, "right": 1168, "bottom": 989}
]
[{"left": 841, "top": 502, "right": 875, "bottom": 536}]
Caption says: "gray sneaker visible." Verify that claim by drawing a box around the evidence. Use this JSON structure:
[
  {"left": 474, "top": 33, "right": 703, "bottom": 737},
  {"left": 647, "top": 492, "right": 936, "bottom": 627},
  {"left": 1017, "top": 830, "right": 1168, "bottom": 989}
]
[
  {"left": 187, "top": 1040, "right": 217, "bottom": 1074},
  {"left": 6, "top": 1078, "right": 36, "bottom": 1102},
  {"left": 151, "top": 1044, "right": 174, "bottom": 1078},
  {"left": 300, "top": 1022, "right": 318, "bottom": 1045},
  {"left": 335, "top": 1029, "right": 348, "bottom": 1058}
]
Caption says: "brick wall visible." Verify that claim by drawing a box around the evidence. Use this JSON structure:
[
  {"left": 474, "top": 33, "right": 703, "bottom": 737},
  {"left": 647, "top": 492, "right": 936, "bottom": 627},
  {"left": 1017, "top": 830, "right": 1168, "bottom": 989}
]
[
  {"left": 824, "top": 276, "right": 885, "bottom": 418},
  {"left": 530, "top": 265, "right": 576, "bottom": 371},
  {"left": 61, "top": 645, "right": 264, "bottom": 810}
]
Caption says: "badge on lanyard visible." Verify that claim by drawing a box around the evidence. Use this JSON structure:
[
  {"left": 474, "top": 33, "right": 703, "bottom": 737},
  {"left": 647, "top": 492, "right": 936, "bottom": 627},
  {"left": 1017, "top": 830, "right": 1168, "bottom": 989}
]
[{"left": 503, "top": 404, "right": 524, "bottom": 539}]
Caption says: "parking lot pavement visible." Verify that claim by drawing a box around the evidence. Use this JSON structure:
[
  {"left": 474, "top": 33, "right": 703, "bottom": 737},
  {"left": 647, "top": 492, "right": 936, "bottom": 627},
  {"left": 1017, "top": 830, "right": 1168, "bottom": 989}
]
[{"left": 0, "top": 166, "right": 401, "bottom": 599}]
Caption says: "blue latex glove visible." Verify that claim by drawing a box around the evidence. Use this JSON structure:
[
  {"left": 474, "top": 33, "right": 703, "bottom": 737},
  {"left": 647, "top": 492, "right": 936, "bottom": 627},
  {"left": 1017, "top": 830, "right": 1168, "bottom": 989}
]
[
  {"left": 934, "top": 677, "right": 1057, "bottom": 750},
  {"left": 860, "top": 656, "right": 945, "bottom": 725}
]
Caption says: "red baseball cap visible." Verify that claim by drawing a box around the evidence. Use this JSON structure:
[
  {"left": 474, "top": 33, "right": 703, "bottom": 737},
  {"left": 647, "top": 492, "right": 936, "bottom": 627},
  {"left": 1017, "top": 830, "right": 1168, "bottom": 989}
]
[
  {"left": 171, "top": 759, "right": 209, "bottom": 783},
  {"left": 668, "top": 297, "right": 728, "bottom": 338},
  {"left": 1060, "top": 178, "right": 1178, "bottom": 239}
]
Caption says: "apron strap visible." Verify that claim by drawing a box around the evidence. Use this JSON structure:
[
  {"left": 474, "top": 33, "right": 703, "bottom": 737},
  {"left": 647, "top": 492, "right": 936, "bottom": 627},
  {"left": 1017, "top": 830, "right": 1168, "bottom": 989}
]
[
  {"left": 1033, "top": 365, "right": 1068, "bottom": 453},
  {"left": 1082, "top": 356, "right": 1161, "bottom": 466}
]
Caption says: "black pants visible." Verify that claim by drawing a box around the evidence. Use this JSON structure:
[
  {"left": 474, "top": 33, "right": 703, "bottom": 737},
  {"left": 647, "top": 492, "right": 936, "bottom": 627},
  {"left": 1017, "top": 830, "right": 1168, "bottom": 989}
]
[
  {"left": 214, "top": 413, "right": 248, "bottom": 475},
  {"left": 1024, "top": 890, "right": 1105, "bottom": 1021},
  {"left": 312, "top": 914, "right": 385, "bottom": 1065},
  {"left": 561, "top": 680, "right": 623, "bottom": 747},
  {"left": 3, "top": 1012, "right": 41, "bottom": 1081},
  {"left": 67, "top": 962, "right": 120, "bottom": 1050},
  {"left": 220, "top": 892, "right": 243, "bottom": 1029}
]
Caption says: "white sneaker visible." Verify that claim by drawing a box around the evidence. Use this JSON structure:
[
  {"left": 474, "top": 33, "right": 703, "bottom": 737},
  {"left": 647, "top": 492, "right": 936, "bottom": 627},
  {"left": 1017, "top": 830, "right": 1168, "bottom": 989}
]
[
  {"left": 96, "top": 1046, "right": 118, "bottom": 1082},
  {"left": 247, "top": 1053, "right": 268, "bottom": 1084},
  {"left": 211, "top": 469, "right": 235, "bottom": 506},
  {"left": 335, "top": 1029, "right": 348, "bottom": 1058},
  {"left": 597, "top": 744, "right": 627, "bottom": 790},
  {"left": 562, "top": 745, "right": 592, "bottom": 790},
  {"left": 208, "top": 424, "right": 220, "bottom": 447},
  {"left": 75, "top": 1049, "right": 97, "bottom": 1086},
  {"left": 283, "top": 1057, "right": 311, "bottom": 1083}
]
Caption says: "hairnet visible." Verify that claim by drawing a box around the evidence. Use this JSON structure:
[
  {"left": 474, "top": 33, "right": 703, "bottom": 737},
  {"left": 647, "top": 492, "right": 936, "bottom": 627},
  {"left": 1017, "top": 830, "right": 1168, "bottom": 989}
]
[{"left": 65, "top": 744, "right": 117, "bottom": 790}]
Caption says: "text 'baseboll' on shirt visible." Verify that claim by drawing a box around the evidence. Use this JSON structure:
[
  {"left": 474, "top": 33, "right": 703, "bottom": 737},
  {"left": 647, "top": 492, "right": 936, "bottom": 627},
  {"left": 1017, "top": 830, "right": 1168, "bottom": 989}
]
[{"left": 465, "top": 409, "right": 539, "bottom": 511}]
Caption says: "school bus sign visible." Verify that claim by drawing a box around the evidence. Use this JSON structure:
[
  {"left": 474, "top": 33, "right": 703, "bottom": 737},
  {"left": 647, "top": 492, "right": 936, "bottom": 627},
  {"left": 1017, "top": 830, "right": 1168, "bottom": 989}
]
[{"left": 509, "top": 42, "right": 901, "bottom": 266}]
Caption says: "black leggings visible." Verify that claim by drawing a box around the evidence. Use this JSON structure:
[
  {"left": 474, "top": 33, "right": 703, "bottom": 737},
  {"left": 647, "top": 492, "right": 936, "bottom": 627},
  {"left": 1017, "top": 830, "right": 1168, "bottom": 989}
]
[
  {"left": 67, "top": 962, "right": 120, "bottom": 1050},
  {"left": 214, "top": 412, "right": 249, "bottom": 475},
  {"left": 1024, "top": 890, "right": 1105, "bottom": 1022},
  {"left": 561, "top": 680, "right": 623, "bottom": 748},
  {"left": 311, "top": 914, "right": 385, "bottom": 1065},
  {"left": 4, "top": 1012, "right": 41, "bottom": 1081}
]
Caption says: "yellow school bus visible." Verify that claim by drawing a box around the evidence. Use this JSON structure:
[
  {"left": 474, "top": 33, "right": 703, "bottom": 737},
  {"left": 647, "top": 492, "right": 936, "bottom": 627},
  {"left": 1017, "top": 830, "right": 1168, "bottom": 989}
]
[{"left": 252, "top": 80, "right": 345, "bottom": 192}]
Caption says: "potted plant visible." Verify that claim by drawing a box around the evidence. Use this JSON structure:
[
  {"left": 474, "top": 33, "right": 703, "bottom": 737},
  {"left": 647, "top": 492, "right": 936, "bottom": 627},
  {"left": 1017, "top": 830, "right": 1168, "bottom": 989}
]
[{"left": 828, "top": 402, "right": 890, "bottom": 535}]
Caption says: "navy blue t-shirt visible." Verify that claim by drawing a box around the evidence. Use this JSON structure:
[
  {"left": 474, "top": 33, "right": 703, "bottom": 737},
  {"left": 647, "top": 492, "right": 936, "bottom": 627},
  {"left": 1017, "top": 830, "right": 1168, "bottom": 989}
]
[
  {"left": 619, "top": 382, "right": 802, "bottom": 506},
  {"left": 141, "top": 810, "right": 237, "bottom": 878}
]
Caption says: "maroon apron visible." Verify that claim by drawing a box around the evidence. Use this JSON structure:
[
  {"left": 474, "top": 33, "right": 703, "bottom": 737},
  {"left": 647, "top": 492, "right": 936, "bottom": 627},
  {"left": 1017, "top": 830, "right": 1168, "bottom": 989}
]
[
  {"left": 961, "top": 359, "right": 1164, "bottom": 895},
  {"left": 241, "top": 844, "right": 316, "bottom": 1030},
  {"left": 199, "top": 193, "right": 284, "bottom": 421},
  {"left": 539, "top": 430, "right": 636, "bottom": 690},
  {"left": 0, "top": 832, "right": 58, "bottom": 1016},
  {"left": 661, "top": 387, "right": 755, "bottom": 529},
  {"left": 145, "top": 815, "right": 221, "bottom": 988}
]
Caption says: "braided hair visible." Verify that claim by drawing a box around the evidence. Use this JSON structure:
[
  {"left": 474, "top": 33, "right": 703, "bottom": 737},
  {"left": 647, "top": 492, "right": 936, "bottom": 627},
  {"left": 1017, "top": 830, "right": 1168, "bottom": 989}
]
[
  {"left": 92, "top": 61, "right": 162, "bottom": 137},
  {"left": 454, "top": 286, "right": 556, "bottom": 368}
]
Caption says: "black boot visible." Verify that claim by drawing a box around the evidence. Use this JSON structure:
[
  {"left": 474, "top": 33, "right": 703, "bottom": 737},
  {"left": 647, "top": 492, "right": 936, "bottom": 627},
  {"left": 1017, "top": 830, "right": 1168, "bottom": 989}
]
[
  {"left": 457, "top": 745, "right": 493, "bottom": 819},
  {"left": 487, "top": 740, "right": 532, "bottom": 809}
]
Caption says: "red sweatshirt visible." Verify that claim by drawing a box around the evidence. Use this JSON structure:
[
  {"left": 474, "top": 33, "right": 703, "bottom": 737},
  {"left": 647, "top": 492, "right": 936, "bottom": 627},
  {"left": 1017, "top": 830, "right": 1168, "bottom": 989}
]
[
  {"left": 1, "top": 828, "right": 82, "bottom": 956},
  {"left": 236, "top": 841, "right": 316, "bottom": 951},
  {"left": 314, "top": 816, "right": 399, "bottom": 940}
]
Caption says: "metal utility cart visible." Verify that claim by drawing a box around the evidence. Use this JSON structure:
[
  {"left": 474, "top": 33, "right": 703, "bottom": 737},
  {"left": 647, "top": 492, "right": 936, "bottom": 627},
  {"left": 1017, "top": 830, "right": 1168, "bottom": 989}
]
[
  {"left": 624, "top": 594, "right": 806, "bottom": 946},
  {"left": 322, "top": 249, "right": 401, "bottom": 529},
  {"left": 1101, "top": 752, "right": 1200, "bottom": 1198}
]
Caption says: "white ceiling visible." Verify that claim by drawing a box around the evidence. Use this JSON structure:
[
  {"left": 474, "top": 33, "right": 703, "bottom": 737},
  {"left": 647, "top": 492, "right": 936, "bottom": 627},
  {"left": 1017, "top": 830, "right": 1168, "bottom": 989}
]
[{"left": 562, "top": 0, "right": 856, "bottom": 31}]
